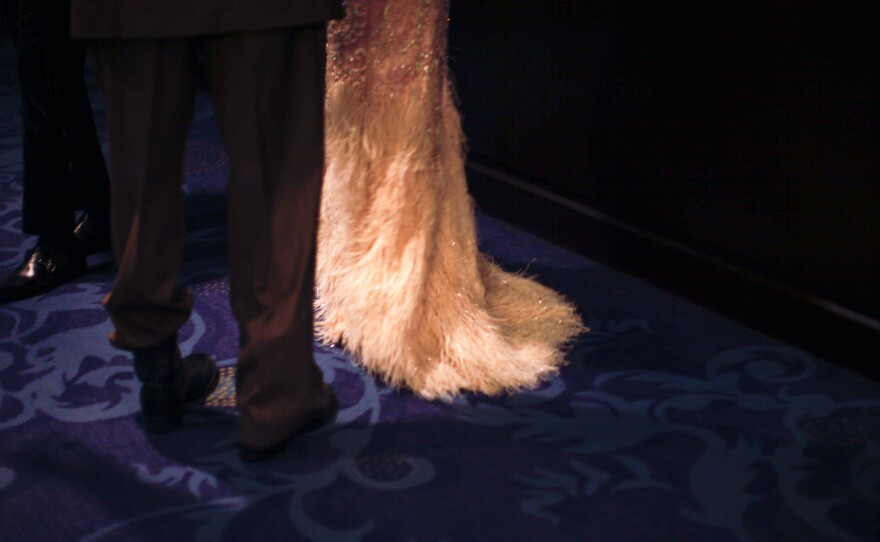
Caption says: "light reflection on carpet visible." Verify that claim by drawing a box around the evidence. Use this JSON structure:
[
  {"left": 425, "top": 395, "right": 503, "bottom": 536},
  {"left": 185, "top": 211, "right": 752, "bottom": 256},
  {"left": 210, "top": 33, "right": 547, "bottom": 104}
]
[{"left": 204, "top": 366, "right": 236, "bottom": 408}]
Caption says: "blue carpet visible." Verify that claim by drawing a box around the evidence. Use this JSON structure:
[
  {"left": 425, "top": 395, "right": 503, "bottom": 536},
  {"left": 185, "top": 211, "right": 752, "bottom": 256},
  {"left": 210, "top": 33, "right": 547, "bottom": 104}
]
[{"left": 1, "top": 45, "right": 879, "bottom": 542}]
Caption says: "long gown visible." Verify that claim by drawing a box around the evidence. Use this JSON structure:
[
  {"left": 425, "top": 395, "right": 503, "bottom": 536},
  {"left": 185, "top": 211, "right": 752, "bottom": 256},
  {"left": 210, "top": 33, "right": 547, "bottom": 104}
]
[{"left": 316, "top": 0, "right": 585, "bottom": 400}]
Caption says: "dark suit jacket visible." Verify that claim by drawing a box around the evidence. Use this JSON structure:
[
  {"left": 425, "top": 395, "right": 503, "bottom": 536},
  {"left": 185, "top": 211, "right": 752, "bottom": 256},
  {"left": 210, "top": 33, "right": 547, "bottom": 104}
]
[{"left": 70, "top": 0, "right": 345, "bottom": 39}]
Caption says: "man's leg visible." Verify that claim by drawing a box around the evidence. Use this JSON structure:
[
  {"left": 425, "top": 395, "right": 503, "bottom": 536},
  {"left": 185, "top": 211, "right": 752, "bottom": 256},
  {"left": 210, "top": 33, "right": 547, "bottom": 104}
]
[
  {"left": 16, "top": 0, "right": 109, "bottom": 241},
  {"left": 92, "top": 38, "right": 194, "bottom": 349},
  {"left": 204, "top": 25, "right": 334, "bottom": 451},
  {"left": 93, "top": 38, "right": 217, "bottom": 431},
  {"left": 0, "top": 0, "right": 110, "bottom": 303}
]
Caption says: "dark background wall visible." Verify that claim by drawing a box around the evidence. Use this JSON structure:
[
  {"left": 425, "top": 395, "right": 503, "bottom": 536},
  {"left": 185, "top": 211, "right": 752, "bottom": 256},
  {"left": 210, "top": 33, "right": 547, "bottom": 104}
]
[{"left": 449, "top": 1, "right": 879, "bottom": 324}]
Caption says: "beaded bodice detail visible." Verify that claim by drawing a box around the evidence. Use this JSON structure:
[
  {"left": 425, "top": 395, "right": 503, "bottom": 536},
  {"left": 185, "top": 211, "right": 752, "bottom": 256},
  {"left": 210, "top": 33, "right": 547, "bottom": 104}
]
[{"left": 328, "top": 0, "right": 449, "bottom": 92}]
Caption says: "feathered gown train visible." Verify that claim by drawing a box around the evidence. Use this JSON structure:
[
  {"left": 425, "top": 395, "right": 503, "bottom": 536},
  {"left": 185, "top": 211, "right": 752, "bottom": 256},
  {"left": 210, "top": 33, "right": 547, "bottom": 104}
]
[{"left": 316, "top": 0, "right": 585, "bottom": 399}]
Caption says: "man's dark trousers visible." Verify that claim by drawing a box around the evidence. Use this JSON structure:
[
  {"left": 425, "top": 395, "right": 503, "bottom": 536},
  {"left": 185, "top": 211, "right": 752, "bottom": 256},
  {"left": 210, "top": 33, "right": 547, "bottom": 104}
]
[
  {"left": 13, "top": 0, "right": 109, "bottom": 241},
  {"left": 89, "top": 24, "right": 332, "bottom": 450}
]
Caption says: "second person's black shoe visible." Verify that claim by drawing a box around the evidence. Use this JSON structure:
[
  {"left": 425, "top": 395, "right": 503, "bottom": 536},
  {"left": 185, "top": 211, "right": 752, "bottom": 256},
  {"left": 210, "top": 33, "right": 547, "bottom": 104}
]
[{"left": 0, "top": 243, "right": 87, "bottom": 304}]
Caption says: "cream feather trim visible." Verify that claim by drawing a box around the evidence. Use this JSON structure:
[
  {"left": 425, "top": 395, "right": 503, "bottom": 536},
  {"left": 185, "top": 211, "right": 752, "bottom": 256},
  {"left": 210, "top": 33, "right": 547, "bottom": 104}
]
[{"left": 316, "top": 78, "right": 585, "bottom": 400}]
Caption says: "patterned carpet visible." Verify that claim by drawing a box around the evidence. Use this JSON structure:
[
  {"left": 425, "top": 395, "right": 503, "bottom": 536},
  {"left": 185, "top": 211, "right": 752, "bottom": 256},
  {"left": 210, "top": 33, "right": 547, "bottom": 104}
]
[{"left": 1, "top": 46, "right": 879, "bottom": 542}]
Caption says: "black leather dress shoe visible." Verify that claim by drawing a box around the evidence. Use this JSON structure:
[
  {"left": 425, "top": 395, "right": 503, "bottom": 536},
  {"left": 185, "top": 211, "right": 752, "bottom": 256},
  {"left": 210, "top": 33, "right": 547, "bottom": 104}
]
[
  {"left": 73, "top": 212, "right": 112, "bottom": 255},
  {"left": 239, "top": 383, "right": 339, "bottom": 462},
  {"left": 182, "top": 353, "right": 221, "bottom": 403},
  {"left": 134, "top": 336, "right": 219, "bottom": 433},
  {"left": 0, "top": 244, "right": 87, "bottom": 304}
]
